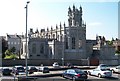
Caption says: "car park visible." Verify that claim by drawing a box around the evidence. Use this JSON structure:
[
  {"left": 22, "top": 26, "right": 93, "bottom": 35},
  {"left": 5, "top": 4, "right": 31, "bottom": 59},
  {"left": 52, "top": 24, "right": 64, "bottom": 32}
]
[
  {"left": 87, "top": 67, "right": 112, "bottom": 78},
  {"left": 110, "top": 65, "right": 120, "bottom": 73},
  {"left": 39, "top": 66, "right": 49, "bottom": 73},
  {"left": 62, "top": 69, "right": 88, "bottom": 81},
  {"left": 12, "top": 65, "right": 26, "bottom": 75}
]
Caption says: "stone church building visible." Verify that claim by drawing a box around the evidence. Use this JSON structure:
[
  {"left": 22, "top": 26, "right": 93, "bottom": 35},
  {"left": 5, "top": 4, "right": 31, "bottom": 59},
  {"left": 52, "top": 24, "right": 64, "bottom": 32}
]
[{"left": 21, "top": 5, "right": 115, "bottom": 61}]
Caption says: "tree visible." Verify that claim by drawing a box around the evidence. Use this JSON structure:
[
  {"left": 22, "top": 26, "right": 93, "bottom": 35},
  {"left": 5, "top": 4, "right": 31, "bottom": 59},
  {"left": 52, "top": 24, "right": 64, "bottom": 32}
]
[
  {"left": 116, "top": 50, "right": 120, "bottom": 54},
  {"left": 108, "top": 40, "right": 113, "bottom": 46},
  {"left": 5, "top": 49, "right": 11, "bottom": 56},
  {"left": 10, "top": 47, "right": 16, "bottom": 53},
  {"left": 4, "top": 53, "right": 17, "bottom": 59},
  {"left": 2, "top": 37, "right": 8, "bottom": 58},
  {"left": 4, "top": 48, "right": 18, "bottom": 59}
]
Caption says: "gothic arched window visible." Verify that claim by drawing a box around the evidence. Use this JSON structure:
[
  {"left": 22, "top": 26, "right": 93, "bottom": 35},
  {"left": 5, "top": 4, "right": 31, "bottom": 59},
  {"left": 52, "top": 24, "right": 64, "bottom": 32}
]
[
  {"left": 53, "top": 34, "right": 55, "bottom": 39},
  {"left": 40, "top": 43, "right": 44, "bottom": 54},
  {"left": 58, "top": 35, "right": 59, "bottom": 41},
  {"left": 65, "top": 38, "right": 68, "bottom": 49},
  {"left": 79, "top": 40, "right": 82, "bottom": 49},
  {"left": 32, "top": 43, "right": 36, "bottom": 54},
  {"left": 72, "top": 37, "right": 75, "bottom": 49}
]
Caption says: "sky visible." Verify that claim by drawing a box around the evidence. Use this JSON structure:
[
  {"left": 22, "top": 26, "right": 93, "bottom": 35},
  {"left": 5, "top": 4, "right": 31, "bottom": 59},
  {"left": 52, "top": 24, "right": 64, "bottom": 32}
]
[{"left": 0, "top": 0, "right": 119, "bottom": 40}]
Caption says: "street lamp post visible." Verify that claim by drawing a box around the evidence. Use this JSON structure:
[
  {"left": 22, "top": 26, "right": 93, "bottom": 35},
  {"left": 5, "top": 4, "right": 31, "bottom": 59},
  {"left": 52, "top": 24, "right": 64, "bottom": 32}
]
[{"left": 25, "top": 1, "right": 30, "bottom": 77}]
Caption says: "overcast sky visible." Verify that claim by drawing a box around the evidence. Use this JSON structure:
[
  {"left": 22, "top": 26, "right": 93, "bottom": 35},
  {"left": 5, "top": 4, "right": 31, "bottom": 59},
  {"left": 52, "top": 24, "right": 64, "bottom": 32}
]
[{"left": 0, "top": 0, "right": 119, "bottom": 40}]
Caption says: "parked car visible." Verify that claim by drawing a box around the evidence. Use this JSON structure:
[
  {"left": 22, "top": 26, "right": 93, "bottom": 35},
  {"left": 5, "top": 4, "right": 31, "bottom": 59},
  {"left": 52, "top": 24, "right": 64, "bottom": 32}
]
[
  {"left": 87, "top": 67, "right": 112, "bottom": 78},
  {"left": 12, "top": 65, "right": 26, "bottom": 75},
  {"left": 2, "top": 68, "right": 12, "bottom": 76},
  {"left": 110, "top": 65, "right": 120, "bottom": 73},
  {"left": 67, "top": 63, "right": 75, "bottom": 68},
  {"left": 62, "top": 69, "right": 88, "bottom": 81},
  {"left": 53, "top": 62, "right": 60, "bottom": 68},
  {"left": 28, "top": 66, "right": 38, "bottom": 74},
  {"left": 97, "top": 64, "right": 110, "bottom": 70},
  {"left": 39, "top": 66, "right": 49, "bottom": 73}
]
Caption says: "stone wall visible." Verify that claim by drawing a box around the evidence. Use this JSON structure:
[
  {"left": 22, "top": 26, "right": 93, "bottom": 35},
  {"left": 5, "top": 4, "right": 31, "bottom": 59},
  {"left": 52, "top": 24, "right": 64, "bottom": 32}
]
[
  {"left": 2, "top": 59, "right": 88, "bottom": 66},
  {"left": 2, "top": 58, "right": 119, "bottom": 66},
  {"left": 99, "top": 59, "right": 118, "bottom": 66}
]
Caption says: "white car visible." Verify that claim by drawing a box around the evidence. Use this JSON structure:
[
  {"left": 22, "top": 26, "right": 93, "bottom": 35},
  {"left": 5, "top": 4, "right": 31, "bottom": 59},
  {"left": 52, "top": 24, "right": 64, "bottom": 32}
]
[
  {"left": 53, "top": 62, "right": 60, "bottom": 68},
  {"left": 87, "top": 68, "right": 112, "bottom": 78},
  {"left": 110, "top": 65, "right": 120, "bottom": 73},
  {"left": 97, "top": 64, "right": 110, "bottom": 70}
]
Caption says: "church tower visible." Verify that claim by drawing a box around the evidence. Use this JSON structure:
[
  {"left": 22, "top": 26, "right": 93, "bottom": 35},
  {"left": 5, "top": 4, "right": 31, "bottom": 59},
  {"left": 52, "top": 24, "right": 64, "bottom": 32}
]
[
  {"left": 65, "top": 5, "right": 86, "bottom": 59},
  {"left": 68, "top": 5, "right": 83, "bottom": 27}
]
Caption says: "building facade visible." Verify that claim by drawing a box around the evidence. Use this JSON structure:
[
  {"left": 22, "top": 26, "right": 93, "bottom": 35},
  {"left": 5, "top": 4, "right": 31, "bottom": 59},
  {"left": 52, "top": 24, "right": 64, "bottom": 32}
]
[
  {"left": 27, "top": 5, "right": 88, "bottom": 60},
  {"left": 18, "top": 5, "right": 115, "bottom": 62},
  {"left": 5, "top": 34, "right": 24, "bottom": 58},
  {"left": 113, "top": 39, "right": 120, "bottom": 51}
]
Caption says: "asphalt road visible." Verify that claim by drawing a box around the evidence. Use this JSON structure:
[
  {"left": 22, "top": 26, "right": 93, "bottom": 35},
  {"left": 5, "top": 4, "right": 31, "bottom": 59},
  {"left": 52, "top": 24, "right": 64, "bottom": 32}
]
[
  {"left": 1, "top": 72, "right": 120, "bottom": 81},
  {"left": 1, "top": 66, "right": 120, "bottom": 81}
]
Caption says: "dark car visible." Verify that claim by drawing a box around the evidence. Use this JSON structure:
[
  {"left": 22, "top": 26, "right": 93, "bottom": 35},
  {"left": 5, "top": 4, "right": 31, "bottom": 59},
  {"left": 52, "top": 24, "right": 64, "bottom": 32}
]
[
  {"left": 28, "top": 66, "right": 38, "bottom": 74},
  {"left": 39, "top": 67, "right": 49, "bottom": 73},
  {"left": 62, "top": 69, "right": 88, "bottom": 81},
  {"left": 67, "top": 63, "right": 75, "bottom": 68},
  {"left": 2, "top": 68, "right": 12, "bottom": 76},
  {"left": 12, "top": 65, "right": 26, "bottom": 75}
]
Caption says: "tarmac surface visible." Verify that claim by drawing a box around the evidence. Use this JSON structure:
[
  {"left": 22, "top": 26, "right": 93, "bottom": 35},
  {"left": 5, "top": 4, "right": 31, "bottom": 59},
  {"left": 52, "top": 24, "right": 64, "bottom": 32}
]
[{"left": 1, "top": 66, "right": 119, "bottom": 81}]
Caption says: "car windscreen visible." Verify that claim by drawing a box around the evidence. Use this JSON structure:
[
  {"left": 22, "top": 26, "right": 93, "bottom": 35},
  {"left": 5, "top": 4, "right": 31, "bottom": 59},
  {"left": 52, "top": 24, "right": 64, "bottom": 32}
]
[
  {"left": 30, "top": 67, "right": 37, "bottom": 70},
  {"left": 101, "top": 69, "right": 108, "bottom": 71},
  {"left": 44, "top": 67, "right": 49, "bottom": 70},
  {"left": 3, "top": 69, "right": 11, "bottom": 71},
  {"left": 17, "top": 67, "right": 24, "bottom": 70},
  {"left": 101, "top": 65, "right": 109, "bottom": 67},
  {"left": 75, "top": 69, "right": 85, "bottom": 74}
]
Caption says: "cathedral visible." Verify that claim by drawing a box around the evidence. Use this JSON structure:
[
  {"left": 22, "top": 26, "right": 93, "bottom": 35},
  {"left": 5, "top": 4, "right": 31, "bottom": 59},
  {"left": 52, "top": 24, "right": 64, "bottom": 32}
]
[
  {"left": 21, "top": 5, "right": 115, "bottom": 62},
  {"left": 22, "top": 5, "right": 87, "bottom": 60}
]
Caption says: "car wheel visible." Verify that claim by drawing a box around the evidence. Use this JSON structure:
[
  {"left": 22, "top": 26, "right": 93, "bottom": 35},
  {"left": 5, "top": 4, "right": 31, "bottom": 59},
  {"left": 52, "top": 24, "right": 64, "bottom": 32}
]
[
  {"left": 62, "top": 75, "right": 65, "bottom": 78},
  {"left": 87, "top": 71, "right": 91, "bottom": 75},
  {"left": 29, "top": 72, "right": 32, "bottom": 74},
  {"left": 72, "top": 76, "right": 76, "bottom": 81},
  {"left": 98, "top": 73, "right": 102, "bottom": 78},
  {"left": 112, "top": 69, "right": 115, "bottom": 73}
]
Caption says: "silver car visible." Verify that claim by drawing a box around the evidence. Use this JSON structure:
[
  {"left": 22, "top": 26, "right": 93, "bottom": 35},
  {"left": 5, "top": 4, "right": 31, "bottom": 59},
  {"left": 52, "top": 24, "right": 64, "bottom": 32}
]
[
  {"left": 110, "top": 65, "right": 120, "bottom": 73},
  {"left": 97, "top": 64, "right": 110, "bottom": 70},
  {"left": 88, "top": 68, "right": 112, "bottom": 78},
  {"left": 53, "top": 62, "right": 60, "bottom": 68}
]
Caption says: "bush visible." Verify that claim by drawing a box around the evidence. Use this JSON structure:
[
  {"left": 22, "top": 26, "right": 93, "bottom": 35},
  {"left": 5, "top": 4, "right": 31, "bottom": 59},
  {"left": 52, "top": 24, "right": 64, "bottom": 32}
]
[{"left": 4, "top": 54, "right": 17, "bottom": 59}]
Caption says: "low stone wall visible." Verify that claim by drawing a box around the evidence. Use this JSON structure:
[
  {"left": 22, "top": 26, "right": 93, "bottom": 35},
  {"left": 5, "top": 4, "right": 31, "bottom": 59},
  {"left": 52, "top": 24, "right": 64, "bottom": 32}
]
[
  {"left": 2, "top": 59, "right": 119, "bottom": 66},
  {"left": 2, "top": 59, "right": 88, "bottom": 66},
  {"left": 99, "top": 59, "right": 119, "bottom": 66}
]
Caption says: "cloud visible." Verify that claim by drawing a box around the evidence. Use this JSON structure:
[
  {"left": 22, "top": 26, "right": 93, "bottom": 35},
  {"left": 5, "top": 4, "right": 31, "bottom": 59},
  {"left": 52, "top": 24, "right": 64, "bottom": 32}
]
[{"left": 88, "top": 22, "right": 102, "bottom": 26}]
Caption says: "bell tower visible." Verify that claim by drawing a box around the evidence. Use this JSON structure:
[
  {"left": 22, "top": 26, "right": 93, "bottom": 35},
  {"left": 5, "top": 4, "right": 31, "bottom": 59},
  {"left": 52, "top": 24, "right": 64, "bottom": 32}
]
[
  {"left": 68, "top": 5, "right": 83, "bottom": 27},
  {"left": 65, "top": 5, "right": 87, "bottom": 59}
]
